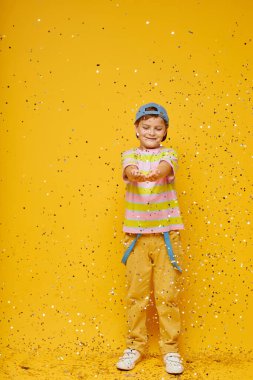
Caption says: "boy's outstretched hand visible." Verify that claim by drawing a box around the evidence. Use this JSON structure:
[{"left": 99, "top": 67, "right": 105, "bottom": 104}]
[
  {"left": 144, "top": 169, "right": 162, "bottom": 181},
  {"left": 125, "top": 167, "right": 147, "bottom": 182},
  {"left": 125, "top": 161, "right": 173, "bottom": 182},
  {"left": 145, "top": 161, "right": 173, "bottom": 181},
  {"left": 127, "top": 168, "right": 164, "bottom": 182}
]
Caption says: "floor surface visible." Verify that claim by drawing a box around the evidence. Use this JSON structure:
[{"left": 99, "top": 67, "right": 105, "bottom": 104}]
[{"left": 1, "top": 347, "right": 253, "bottom": 380}]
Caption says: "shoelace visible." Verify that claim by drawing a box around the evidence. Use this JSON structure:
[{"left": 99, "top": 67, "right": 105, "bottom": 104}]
[
  {"left": 165, "top": 354, "right": 183, "bottom": 366},
  {"left": 120, "top": 349, "right": 137, "bottom": 361}
]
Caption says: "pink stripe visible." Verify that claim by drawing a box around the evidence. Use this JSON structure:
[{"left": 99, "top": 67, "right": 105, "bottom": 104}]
[
  {"left": 123, "top": 225, "right": 185, "bottom": 233},
  {"left": 125, "top": 209, "right": 180, "bottom": 220},
  {"left": 134, "top": 161, "right": 174, "bottom": 171},
  {"left": 126, "top": 191, "right": 177, "bottom": 203},
  {"left": 130, "top": 178, "right": 165, "bottom": 188}
]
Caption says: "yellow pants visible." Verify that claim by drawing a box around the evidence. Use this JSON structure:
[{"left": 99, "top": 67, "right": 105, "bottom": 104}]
[{"left": 124, "top": 231, "right": 183, "bottom": 355}]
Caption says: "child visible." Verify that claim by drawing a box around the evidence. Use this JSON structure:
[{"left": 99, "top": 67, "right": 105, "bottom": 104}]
[{"left": 116, "top": 102, "right": 185, "bottom": 375}]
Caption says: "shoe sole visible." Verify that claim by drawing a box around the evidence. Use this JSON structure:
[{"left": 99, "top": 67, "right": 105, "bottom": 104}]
[{"left": 166, "top": 367, "right": 184, "bottom": 374}]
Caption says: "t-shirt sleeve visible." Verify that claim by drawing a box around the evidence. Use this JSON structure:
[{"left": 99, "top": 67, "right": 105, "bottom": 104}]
[
  {"left": 121, "top": 150, "right": 138, "bottom": 181},
  {"left": 160, "top": 148, "right": 179, "bottom": 182}
]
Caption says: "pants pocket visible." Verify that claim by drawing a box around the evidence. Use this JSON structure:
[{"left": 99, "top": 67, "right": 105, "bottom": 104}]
[{"left": 122, "top": 233, "right": 137, "bottom": 248}]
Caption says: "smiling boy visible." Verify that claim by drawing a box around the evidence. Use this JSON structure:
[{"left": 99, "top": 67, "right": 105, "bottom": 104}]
[{"left": 116, "top": 103, "right": 185, "bottom": 375}]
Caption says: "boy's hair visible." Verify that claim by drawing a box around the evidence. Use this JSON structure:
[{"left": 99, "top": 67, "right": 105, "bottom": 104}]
[{"left": 134, "top": 106, "right": 168, "bottom": 142}]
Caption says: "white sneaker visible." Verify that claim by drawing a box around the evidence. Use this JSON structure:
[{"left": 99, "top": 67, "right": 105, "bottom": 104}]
[
  {"left": 163, "top": 352, "right": 184, "bottom": 374},
  {"left": 116, "top": 348, "right": 142, "bottom": 370}
]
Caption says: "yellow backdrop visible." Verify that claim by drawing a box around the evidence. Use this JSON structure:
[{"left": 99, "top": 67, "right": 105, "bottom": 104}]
[{"left": 0, "top": 0, "right": 252, "bottom": 369}]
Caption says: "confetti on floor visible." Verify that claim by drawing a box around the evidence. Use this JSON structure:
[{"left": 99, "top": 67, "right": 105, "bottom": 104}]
[{"left": 0, "top": 346, "right": 252, "bottom": 380}]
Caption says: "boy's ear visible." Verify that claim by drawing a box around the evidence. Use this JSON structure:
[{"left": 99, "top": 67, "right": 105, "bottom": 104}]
[
  {"left": 162, "top": 131, "right": 167, "bottom": 142},
  {"left": 135, "top": 124, "right": 139, "bottom": 137}
]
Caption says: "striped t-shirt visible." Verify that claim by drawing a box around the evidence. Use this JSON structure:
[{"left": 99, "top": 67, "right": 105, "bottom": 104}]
[{"left": 122, "top": 146, "right": 184, "bottom": 233}]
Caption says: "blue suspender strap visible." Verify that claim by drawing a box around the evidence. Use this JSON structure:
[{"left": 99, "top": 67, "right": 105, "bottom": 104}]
[
  {"left": 121, "top": 234, "right": 142, "bottom": 265},
  {"left": 163, "top": 231, "right": 183, "bottom": 273}
]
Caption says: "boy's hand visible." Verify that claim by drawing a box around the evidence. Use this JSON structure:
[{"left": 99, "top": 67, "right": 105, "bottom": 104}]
[
  {"left": 145, "top": 169, "right": 162, "bottom": 182},
  {"left": 128, "top": 168, "right": 147, "bottom": 182},
  {"left": 145, "top": 161, "right": 173, "bottom": 182},
  {"left": 124, "top": 166, "right": 147, "bottom": 182},
  {"left": 124, "top": 161, "right": 172, "bottom": 182}
]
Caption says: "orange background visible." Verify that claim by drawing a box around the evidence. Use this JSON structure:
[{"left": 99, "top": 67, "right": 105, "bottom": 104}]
[{"left": 0, "top": 0, "right": 252, "bottom": 365}]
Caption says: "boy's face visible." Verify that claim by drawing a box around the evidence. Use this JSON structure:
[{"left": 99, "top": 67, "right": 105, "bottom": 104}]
[{"left": 136, "top": 116, "right": 167, "bottom": 149}]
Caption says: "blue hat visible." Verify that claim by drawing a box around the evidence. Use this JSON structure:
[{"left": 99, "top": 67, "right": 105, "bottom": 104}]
[{"left": 135, "top": 102, "right": 169, "bottom": 124}]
